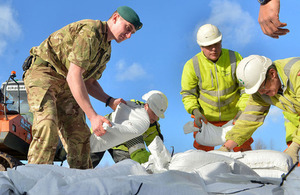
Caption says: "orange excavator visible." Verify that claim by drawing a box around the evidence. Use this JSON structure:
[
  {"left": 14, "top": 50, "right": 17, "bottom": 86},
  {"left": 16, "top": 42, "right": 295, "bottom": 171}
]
[{"left": 0, "top": 71, "right": 66, "bottom": 171}]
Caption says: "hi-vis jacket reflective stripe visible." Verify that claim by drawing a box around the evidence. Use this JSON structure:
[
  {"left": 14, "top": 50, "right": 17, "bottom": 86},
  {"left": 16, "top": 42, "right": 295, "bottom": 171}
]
[
  {"left": 180, "top": 48, "right": 249, "bottom": 122},
  {"left": 226, "top": 57, "right": 300, "bottom": 146},
  {"left": 113, "top": 122, "right": 161, "bottom": 151}
]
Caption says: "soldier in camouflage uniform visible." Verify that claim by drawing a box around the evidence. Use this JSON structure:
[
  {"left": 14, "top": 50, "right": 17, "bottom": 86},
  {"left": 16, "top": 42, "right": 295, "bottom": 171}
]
[
  {"left": 90, "top": 99, "right": 164, "bottom": 168},
  {"left": 23, "top": 6, "right": 143, "bottom": 169}
]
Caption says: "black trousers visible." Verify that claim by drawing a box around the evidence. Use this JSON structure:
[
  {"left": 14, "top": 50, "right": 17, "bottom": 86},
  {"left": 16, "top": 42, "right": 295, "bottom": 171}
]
[{"left": 90, "top": 149, "right": 130, "bottom": 168}]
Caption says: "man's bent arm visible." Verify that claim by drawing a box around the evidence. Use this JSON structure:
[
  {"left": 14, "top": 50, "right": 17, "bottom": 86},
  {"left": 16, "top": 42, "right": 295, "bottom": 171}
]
[
  {"left": 67, "top": 62, "right": 110, "bottom": 136},
  {"left": 84, "top": 78, "right": 126, "bottom": 111},
  {"left": 85, "top": 78, "right": 111, "bottom": 104}
]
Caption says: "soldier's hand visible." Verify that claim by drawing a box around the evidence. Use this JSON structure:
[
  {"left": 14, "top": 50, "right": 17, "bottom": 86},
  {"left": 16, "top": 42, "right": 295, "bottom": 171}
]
[
  {"left": 91, "top": 115, "right": 111, "bottom": 136},
  {"left": 192, "top": 109, "right": 207, "bottom": 128},
  {"left": 109, "top": 98, "right": 126, "bottom": 111},
  {"left": 258, "top": 0, "right": 289, "bottom": 38}
]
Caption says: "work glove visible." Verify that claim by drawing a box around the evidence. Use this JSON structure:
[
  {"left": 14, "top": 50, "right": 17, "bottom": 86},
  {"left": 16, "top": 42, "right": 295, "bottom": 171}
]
[
  {"left": 192, "top": 109, "right": 207, "bottom": 129},
  {"left": 284, "top": 141, "right": 300, "bottom": 164},
  {"left": 217, "top": 145, "right": 231, "bottom": 152}
]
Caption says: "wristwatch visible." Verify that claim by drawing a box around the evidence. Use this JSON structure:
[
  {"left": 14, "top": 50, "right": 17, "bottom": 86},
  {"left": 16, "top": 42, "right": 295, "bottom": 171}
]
[{"left": 258, "top": 0, "right": 270, "bottom": 5}]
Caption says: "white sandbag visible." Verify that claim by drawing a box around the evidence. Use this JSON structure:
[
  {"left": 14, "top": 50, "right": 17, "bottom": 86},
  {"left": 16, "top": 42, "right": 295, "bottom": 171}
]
[
  {"left": 0, "top": 173, "right": 19, "bottom": 195},
  {"left": 142, "top": 136, "right": 171, "bottom": 173},
  {"left": 1, "top": 161, "right": 208, "bottom": 195},
  {"left": 253, "top": 169, "right": 286, "bottom": 178},
  {"left": 236, "top": 150, "right": 292, "bottom": 171},
  {"left": 169, "top": 150, "right": 258, "bottom": 177},
  {"left": 183, "top": 121, "right": 199, "bottom": 134},
  {"left": 207, "top": 178, "right": 279, "bottom": 194},
  {"left": 281, "top": 167, "right": 300, "bottom": 194},
  {"left": 194, "top": 162, "right": 232, "bottom": 184},
  {"left": 183, "top": 120, "right": 234, "bottom": 146},
  {"left": 206, "top": 171, "right": 284, "bottom": 194},
  {"left": 1, "top": 155, "right": 300, "bottom": 194},
  {"left": 210, "top": 150, "right": 293, "bottom": 178},
  {"left": 90, "top": 102, "right": 150, "bottom": 152},
  {"left": 4, "top": 160, "right": 148, "bottom": 195},
  {"left": 212, "top": 150, "right": 292, "bottom": 172},
  {"left": 126, "top": 170, "right": 207, "bottom": 195},
  {"left": 236, "top": 150, "right": 292, "bottom": 178}
]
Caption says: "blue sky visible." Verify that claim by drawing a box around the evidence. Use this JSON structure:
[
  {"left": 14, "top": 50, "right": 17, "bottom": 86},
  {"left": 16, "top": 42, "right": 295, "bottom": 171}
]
[{"left": 1, "top": 0, "right": 299, "bottom": 167}]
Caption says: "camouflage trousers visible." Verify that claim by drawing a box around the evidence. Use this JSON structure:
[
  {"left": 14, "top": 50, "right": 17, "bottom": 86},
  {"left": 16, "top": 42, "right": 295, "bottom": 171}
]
[{"left": 24, "top": 58, "right": 92, "bottom": 169}]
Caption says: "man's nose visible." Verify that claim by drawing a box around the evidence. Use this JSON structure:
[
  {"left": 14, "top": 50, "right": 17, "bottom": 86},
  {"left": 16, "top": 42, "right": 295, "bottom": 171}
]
[
  {"left": 126, "top": 32, "right": 132, "bottom": 39},
  {"left": 258, "top": 89, "right": 267, "bottom": 95}
]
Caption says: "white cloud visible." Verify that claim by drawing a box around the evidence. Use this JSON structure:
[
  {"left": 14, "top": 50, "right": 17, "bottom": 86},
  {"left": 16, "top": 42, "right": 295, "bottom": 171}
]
[
  {"left": 197, "top": 0, "right": 257, "bottom": 47},
  {"left": 115, "top": 60, "right": 147, "bottom": 81},
  {"left": 266, "top": 106, "right": 283, "bottom": 123},
  {"left": 0, "top": 40, "right": 7, "bottom": 55},
  {"left": 0, "top": 3, "right": 21, "bottom": 55}
]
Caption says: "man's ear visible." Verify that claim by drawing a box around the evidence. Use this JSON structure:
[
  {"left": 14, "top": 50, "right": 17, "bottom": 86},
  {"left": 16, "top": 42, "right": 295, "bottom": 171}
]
[
  {"left": 112, "top": 12, "right": 120, "bottom": 24},
  {"left": 144, "top": 103, "right": 149, "bottom": 111},
  {"left": 269, "top": 68, "right": 278, "bottom": 79}
]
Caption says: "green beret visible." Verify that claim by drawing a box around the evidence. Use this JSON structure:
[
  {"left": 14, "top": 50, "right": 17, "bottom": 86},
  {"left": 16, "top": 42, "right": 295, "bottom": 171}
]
[{"left": 117, "top": 6, "right": 143, "bottom": 31}]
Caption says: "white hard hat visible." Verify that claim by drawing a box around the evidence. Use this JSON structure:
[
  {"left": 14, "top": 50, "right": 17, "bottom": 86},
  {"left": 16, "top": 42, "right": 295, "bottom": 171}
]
[
  {"left": 197, "top": 24, "right": 222, "bottom": 47},
  {"left": 236, "top": 55, "right": 272, "bottom": 94},
  {"left": 142, "top": 90, "right": 168, "bottom": 118}
]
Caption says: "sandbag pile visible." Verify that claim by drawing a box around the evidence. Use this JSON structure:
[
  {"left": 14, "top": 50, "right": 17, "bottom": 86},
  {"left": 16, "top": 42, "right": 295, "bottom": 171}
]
[
  {"left": 0, "top": 136, "right": 297, "bottom": 195},
  {"left": 210, "top": 150, "right": 293, "bottom": 178}
]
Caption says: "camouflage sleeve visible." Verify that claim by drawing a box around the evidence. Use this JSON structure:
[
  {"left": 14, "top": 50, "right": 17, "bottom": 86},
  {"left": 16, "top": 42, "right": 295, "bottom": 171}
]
[
  {"left": 67, "top": 24, "right": 94, "bottom": 70},
  {"left": 91, "top": 65, "right": 106, "bottom": 80}
]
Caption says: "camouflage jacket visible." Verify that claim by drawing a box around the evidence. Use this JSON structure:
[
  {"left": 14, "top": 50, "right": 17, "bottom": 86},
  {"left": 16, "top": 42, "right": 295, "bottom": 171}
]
[{"left": 30, "top": 19, "right": 111, "bottom": 81}]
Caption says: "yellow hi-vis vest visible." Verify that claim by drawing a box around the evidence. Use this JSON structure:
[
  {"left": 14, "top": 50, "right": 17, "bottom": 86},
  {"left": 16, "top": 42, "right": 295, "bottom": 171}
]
[
  {"left": 181, "top": 48, "right": 248, "bottom": 122},
  {"left": 226, "top": 57, "right": 300, "bottom": 146}
]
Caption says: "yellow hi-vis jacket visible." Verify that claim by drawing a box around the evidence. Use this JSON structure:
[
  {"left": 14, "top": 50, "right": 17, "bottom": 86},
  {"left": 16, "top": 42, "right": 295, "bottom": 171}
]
[
  {"left": 226, "top": 57, "right": 300, "bottom": 146},
  {"left": 180, "top": 48, "right": 249, "bottom": 122},
  {"left": 283, "top": 111, "right": 300, "bottom": 143}
]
